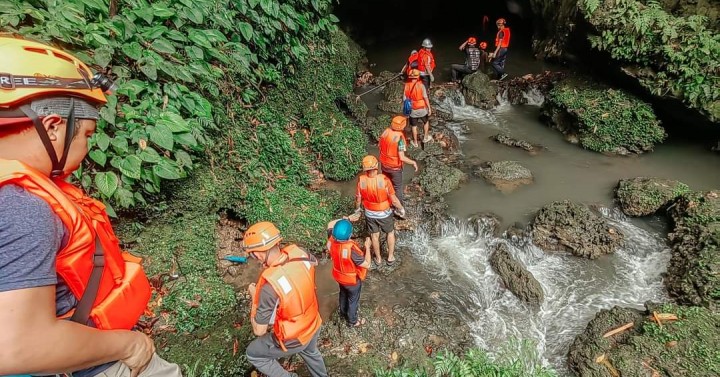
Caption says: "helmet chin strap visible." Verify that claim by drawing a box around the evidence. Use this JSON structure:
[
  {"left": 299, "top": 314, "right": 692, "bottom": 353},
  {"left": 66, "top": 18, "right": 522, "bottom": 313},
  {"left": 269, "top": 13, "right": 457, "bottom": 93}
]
[{"left": 19, "top": 99, "right": 76, "bottom": 178}]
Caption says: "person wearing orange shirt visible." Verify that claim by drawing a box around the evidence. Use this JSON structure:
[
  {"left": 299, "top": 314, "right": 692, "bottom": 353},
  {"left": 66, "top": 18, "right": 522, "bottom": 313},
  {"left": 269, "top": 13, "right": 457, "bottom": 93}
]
[
  {"left": 355, "top": 155, "right": 405, "bottom": 266},
  {"left": 489, "top": 18, "right": 511, "bottom": 81},
  {"left": 379, "top": 116, "right": 418, "bottom": 206}
]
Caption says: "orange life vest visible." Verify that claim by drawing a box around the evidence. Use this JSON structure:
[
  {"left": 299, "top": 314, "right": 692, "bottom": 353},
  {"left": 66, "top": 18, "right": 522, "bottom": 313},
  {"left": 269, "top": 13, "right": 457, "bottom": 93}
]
[
  {"left": 0, "top": 159, "right": 151, "bottom": 330},
  {"left": 404, "top": 81, "right": 426, "bottom": 110},
  {"left": 417, "top": 48, "right": 435, "bottom": 73},
  {"left": 329, "top": 238, "right": 367, "bottom": 286},
  {"left": 495, "top": 28, "right": 511, "bottom": 48},
  {"left": 357, "top": 174, "right": 392, "bottom": 211},
  {"left": 406, "top": 51, "right": 419, "bottom": 74},
  {"left": 379, "top": 128, "right": 406, "bottom": 170},
  {"left": 251, "top": 245, "right": 321, "bottom": 351}
]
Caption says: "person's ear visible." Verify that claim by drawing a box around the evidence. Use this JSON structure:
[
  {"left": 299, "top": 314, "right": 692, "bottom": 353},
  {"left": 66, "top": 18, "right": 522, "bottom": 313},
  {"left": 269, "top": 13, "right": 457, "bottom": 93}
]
[{"left": 41, "top": 114, "right": 64, "bottom": 142}]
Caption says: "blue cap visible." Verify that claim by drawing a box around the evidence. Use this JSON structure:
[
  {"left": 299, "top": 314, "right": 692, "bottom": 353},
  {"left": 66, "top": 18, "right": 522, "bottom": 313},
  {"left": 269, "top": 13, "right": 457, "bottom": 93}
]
[{"left": 332, "top": 219, "right": 353, "bottom": 241}]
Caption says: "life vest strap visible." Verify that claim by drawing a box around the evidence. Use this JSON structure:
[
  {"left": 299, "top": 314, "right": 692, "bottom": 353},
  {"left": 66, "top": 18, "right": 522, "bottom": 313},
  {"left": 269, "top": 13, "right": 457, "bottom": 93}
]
[{"left": 69, "top": 236, "right": 105, "bottom": 325}]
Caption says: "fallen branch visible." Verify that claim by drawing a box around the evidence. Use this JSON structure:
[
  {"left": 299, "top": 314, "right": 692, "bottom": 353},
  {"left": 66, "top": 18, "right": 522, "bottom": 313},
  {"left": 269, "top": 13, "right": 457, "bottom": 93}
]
[
  {"left": 653, "top": 311, "right": 663, "bottom": 330},
  {"left": 603, "top": 322, "right": 634, "bottom": 338}
]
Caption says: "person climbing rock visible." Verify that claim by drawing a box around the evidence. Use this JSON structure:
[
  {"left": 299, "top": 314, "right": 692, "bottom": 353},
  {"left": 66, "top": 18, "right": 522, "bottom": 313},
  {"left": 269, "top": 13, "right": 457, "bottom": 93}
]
[
  {"left": 451, "top": 37, "right": 484, "bottom": 83},
  {"left": 379, "top": 115, "right": 418, "bottom": 206},
  {"left": 479, "top": 41, "right": 491, "bottom": 74},
  {"left": 417, "top": 38, "right": 436, "bottom": 89},
  {"left": 399, "top": 49, "right": 420, "bottom": 79},
  {"left": 0, "top": 36, "right": 180, "bottom": 377},
  {"left": 403, "top": 70, "right": 433, "bottom": 147},
  {"left": 243, "top": 222, "right": 328, "bottom": 377},
  {"left": 326, "top": 219, "right": 371, "bottom": 328},
  {"left": 489, "top": 18, "right": 511, "bottom": 81},
  {"left": 355, "top": 155, "right": 405, "bottom": 267}
]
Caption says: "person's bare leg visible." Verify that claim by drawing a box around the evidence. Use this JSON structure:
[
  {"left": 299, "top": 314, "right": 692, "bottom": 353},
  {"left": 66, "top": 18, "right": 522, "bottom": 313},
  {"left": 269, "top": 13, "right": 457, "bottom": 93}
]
[
  {"left": 387, "top": 231, "right": 396, "bottom": 262},
  {"left": 423, "top": 120, "right": 430, "bottom": 142},
  {"left": 412, "top": 126, "right": 419, "bottom": 146},
  {"left": 371, "top": 232, "right": 382, "bottom": 263}
]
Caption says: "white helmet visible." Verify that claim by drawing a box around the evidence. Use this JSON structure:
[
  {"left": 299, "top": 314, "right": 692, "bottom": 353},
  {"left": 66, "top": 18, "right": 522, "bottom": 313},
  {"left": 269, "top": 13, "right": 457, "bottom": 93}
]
[{"left": 422, "top": 38, "right": 433, "bottom": 48}]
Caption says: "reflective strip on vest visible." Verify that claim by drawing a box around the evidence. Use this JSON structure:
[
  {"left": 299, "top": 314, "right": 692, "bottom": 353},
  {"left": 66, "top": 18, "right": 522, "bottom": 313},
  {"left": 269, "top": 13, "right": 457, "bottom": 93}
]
[
  {"left": 358, "top": 175, "right": 391, "bottom": 211},
  {"left": 330, "top": 239, "right": 367, "bottom": 286},
  {"left": 0, "top": 159, "right": 151, "bottom": 330}
]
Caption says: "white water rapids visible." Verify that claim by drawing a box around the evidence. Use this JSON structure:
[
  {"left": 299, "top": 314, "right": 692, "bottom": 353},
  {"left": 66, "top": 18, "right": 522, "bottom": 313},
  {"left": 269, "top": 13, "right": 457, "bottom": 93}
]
[{"left": 405, "top": 90, "right": 672, "bottom": 373}]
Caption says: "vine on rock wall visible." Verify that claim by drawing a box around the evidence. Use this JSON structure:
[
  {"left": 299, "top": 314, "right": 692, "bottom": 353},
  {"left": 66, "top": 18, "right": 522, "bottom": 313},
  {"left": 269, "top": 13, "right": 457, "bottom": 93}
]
[{"left": 579, "top": 0, "right": 720, "bottom": 122}]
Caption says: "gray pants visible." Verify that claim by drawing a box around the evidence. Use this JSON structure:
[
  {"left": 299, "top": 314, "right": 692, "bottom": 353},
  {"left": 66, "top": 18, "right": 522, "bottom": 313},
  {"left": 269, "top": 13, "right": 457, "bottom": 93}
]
[
  {"left": 246, "top": 330, "right": 328, "bottom": 377},
  {"left": 381, "top": 166, "right": 403, "bottom": 205}
]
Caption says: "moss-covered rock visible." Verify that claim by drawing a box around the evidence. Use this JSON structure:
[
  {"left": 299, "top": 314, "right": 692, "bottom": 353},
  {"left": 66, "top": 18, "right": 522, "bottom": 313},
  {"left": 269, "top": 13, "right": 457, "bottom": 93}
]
[
  {"left": 491, "top": 134, "right": 539, "bottom": 153},
  {"left": 531, "top": 200, "right": 625, "bottom": 259},
  {"left": 541, "top": 77, "right": 666, "bottom": 154},
  {"left": 460, "top": 71, "right": 498, "bottom": 109},
  {"left": 615, "top": 177, "right": 691, "bottom": 216},
  {"left": 490, "top": 243, "right": 544, "bottom": 307},
  {"left": 417, "top": 157, "right": 467, "bottom": 197},
  {"left": 363, "top": 114, "right": 392, "bottom": 143},
  {"left": 666, "top": 191, "right": 720, "bottom": 310},
  {"left": 568, "top": 303, "right": 720, "bottom": 377},
  {"left": 475, "top": 161, "right": 534, "bottom": 193}
]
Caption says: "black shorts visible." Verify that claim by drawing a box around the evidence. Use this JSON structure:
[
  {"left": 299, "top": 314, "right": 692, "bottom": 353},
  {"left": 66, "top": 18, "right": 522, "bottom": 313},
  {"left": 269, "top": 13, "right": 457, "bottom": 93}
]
[
  {"left": 409, "top": 115, "right": 428, "bottom": 127},
  {"left": 366, "top": 215, "right": 395, "bottom": 234}
]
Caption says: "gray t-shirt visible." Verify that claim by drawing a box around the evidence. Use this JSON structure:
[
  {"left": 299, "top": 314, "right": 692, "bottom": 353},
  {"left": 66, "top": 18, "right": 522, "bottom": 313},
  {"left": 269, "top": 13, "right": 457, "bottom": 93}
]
[{"left": 0, "top": 184, "right": 111, "bottom": 377}]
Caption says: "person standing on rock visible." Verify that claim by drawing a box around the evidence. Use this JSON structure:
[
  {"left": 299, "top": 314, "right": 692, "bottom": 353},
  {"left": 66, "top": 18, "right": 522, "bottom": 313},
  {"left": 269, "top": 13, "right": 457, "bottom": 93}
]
[
  {"left": 243, "top": 222, "right": 328, "bottom": 377},
  {"left": 489, "top": 18, "right": 511, "bottom": 81},
  {"left": 403, "top": 69, "right": 433, "bottom": 147},
  {"left": 451, "top": 37, "right": 483, "bottom": 83},
  {"left": 417, "top": 38, "right": 436, "bottom": 89},
  {"left": 356, "top": 155, "right": 405, "bottom": 266},
  {"left": 326, "top": 218, "right": 371, "bottom": 328},
  {"left": 0, "top": 36, "right": 181, "bottom": 377},
  {"left": 399, "top": 49, "right": 420, "bottom": 79},
  {"left": 379, "top": 115, "right": 418, "bottom": 206}
]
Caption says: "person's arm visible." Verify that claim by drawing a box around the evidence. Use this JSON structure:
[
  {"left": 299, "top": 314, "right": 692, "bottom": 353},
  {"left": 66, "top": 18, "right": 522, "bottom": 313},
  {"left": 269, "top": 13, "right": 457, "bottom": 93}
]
[
  {"left": 492, "top": 31, "right": 503, "bottom": 57},
  {"left": 399, "top": 63, "right": 408, "bottom": 74},
  {"left": 0, "top": 287, "right": 154, "bottom": 375},
  {"left": 459, "top": 41, "right": 467, "bottom": 51},
  {"left": 351, "top": 243, "right": 371, "bottom": 269},
  {"left": 248, "top": 284, "right": 277, "bottom": 336},
  {"left": 422, "top": 84, "right": 432, "bottom": 116},
  {"left": 355, "top": 181, "right": 363, "bottom": 211},
  {"left": 390, "top": 193, "right": 404, "bottom": 213},
  {"left": 384, "top": 177, "right": 404, "bottom": 213},
  {"left": 399, "top": 151, "right": 418, "bottom": 172}
]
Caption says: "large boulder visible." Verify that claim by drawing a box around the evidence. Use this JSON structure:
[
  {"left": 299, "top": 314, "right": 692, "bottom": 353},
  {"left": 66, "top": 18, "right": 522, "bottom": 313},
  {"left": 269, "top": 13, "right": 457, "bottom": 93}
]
[
  {"left": 495, "top": 71, "right": 566, "bottom": 105},
  {"left": 568, "top": 303, "right": 720, "bottom": 377},
  {"left": 489, "top": 243, "right": 544, "bottom": 307},
  {"left": 417, "top": 157, "right": 466, "bottom": 197},
  {"left": 615, "top": 177, "right": 691, "bottom": 217},
  {"left": 666, "top": 191, "right": 720, "bottom": 310},
  {"left": 377, "top": 79, "right": 405, "bottom": 113},
  {"left": 475, "top": 161, "right": 533, "bottom": 193},
  {"left": 460, "top": 71, "right": 497, "bottom": 109},
  {"left": 531, "top": 201, "right": 625, "bottom": 259}
]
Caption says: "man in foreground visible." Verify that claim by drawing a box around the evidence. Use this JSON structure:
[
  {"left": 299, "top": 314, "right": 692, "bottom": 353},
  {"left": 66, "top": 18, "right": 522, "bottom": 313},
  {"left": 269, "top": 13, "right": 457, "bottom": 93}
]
[
  {"left": 243, "top": 222, "right": 328, "bottom": 377},
  {"left": 0, "top": 36, "right": 180, "bottom": 377}
]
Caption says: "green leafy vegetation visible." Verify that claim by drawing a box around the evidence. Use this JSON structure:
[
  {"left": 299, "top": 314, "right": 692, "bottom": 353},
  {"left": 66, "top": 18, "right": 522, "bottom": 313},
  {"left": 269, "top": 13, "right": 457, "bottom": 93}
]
[
  {"left": 547, "top": 78, "right": 666, "bottom": 153},
  {"left": 0, "top": 0, "right": 341, "bottom": 211},
  {"left": 579, "top": 0, "right": 720, "bottom": 121},
  {"left": 376, "top": 340, "right": 556, "bottom": 377},
  {"left": 305, "top": 106, "right": 367, "bottom": 180}
]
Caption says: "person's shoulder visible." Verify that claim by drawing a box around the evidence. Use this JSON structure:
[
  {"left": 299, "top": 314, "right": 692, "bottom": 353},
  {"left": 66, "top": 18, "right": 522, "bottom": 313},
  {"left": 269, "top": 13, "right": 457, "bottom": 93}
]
[{"left": 0, "top": 184, "right": 56, "bottom": 221}]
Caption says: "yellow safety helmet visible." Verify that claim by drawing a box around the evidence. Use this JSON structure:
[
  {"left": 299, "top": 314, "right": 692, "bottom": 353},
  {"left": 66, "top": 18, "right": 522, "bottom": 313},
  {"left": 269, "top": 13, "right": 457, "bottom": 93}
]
[
  {"left": 242, "top": 222, "right": 283, "bottom": 253},
  {"left": 408, "top": 69, "right": 421, "bottom": 79},
  {"left": 0, "top": 36, "right": 109, "bottom": 108},
  {"left": 362, "top": 155, "right": 379, "bottom": 171}
]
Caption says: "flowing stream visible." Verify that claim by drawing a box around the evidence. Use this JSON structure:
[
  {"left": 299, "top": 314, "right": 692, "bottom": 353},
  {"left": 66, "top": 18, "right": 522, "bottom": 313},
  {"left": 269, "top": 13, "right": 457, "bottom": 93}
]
[{"left": 353, "top": 36, "right": 720, "bottom": 373}]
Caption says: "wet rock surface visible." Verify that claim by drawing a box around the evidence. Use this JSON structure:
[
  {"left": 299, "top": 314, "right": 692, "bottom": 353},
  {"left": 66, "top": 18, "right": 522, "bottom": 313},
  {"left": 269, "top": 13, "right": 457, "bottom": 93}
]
[
  {"left": 416, "top": 157, "right": 466, "bottom": 197},
  {"left": 377, "top": 80, "right": 405, "bottom": 113},
  {"left": 531, "top": 200, "right": 625, "bottom": 259},
  {"left": 474, "top": 161, "right": 534, "bottom": 193},
  {"left": 460, "top": 71, "right": 497, "bottom": 109},
  {"left": 496, "top": 71, "right": 566, "bottom": 105},
  {"left": 491, "top": 133, "right": 542, "bottom": 153},
  {"left": 615, "top": 177, "right": 690, "bottom": 217},
  {"left": 666, "top": 191, "right": 720, "bottom": 310},
  {"left": 362, "top": 114, "right": 391, "bottom": 143},
  {"left": 489, "top": 243, "right": 544, "bottom": 307},
  {"left": 567, "top": 302, "right": 720, "bottom": 377}
]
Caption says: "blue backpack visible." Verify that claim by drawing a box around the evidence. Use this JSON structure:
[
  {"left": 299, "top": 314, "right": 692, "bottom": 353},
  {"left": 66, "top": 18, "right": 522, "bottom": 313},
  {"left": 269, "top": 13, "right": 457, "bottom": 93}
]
[{"left": 403, "top": 98, "right": 412, "bottom": 116}]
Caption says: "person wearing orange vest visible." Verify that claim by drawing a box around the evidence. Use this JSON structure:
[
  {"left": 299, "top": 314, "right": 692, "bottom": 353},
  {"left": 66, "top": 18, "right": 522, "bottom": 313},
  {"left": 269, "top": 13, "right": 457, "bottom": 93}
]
[
  {"left": 326, "top": 218, "right": 371, "bottom": 328},
  {"left": 243, "top": 222, "right": 328, "bottom": 377},
  {"left": 417, "top": 38, "right": 436, "bottom": 89},
  {"left": 355, "top": 155, "right": 405, "bottom": 267},
  {"left": 0, "top": 37, "right": 180, "bottom": 377},
  {"left": 379, "top": 116, "right": 418, "bottom": 206},
  {"left": 403, "top": 70, "right": 433, "bottom": 148},
  {"left": 489, "top": 18, "right": 511, "bottom": 81},
  {"left": 399, "top": 49, "right": 420, "bottom": 79}
]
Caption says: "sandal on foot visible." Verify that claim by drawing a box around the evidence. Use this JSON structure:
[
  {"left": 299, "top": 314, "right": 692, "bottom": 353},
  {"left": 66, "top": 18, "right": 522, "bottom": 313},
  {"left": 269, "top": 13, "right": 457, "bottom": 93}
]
[
  {"left": 386, "top": 259, "right": 396, "bottom": 266},
  {"left": 348, "top": 318, "right": 366, "bottom": 328},
  {"left": 372, "top": 258, "right": 382, "bottom": 268}
]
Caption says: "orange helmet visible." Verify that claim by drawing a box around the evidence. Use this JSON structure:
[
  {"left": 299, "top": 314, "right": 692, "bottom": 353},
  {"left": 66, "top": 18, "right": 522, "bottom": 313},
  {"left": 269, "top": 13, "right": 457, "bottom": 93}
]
[
  {"left": 496, "top": 18, "right": 506, "bottom": 25},
  {"left": 467, "top": 37, "right": 477, "bottom": 45},
  {"left": 242, "top": 222, "right": 282, "bottom": 253},
  {"left": 0, "top": 36, "right": 109, "bottom": 108},
  {"left": 391, "top": 116, "right": 407, "bottom": 131},
  {"left": 362, "top": 155, "right": 379, "bottom": 171},
  {"left": 408, "top": 69, "right": 421, "bottom": 79},
  {"left": 480, "top": 41, "right": 488, "bottom": 49}
]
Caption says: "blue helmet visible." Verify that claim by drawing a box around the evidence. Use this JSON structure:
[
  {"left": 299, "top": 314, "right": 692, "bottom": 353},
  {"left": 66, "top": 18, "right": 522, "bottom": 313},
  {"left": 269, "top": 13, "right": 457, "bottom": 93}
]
[{"left": 332, "top": 219, "right": 353, "bottom": 241}]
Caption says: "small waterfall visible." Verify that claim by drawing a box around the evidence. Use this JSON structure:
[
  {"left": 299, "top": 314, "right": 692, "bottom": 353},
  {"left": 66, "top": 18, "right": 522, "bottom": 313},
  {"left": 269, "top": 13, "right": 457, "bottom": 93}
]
[
  {"left": 522, "top": 88, "right": 545, "bottom": 106},
  {"left": 435, "top": 86, "right": 502, "bottom": 126},
  {"left": 400, "top": 209, "right": 670, "bottom": 374},
  {"left": 495, "top": 89, "right": 511, "bottom": 109}
]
